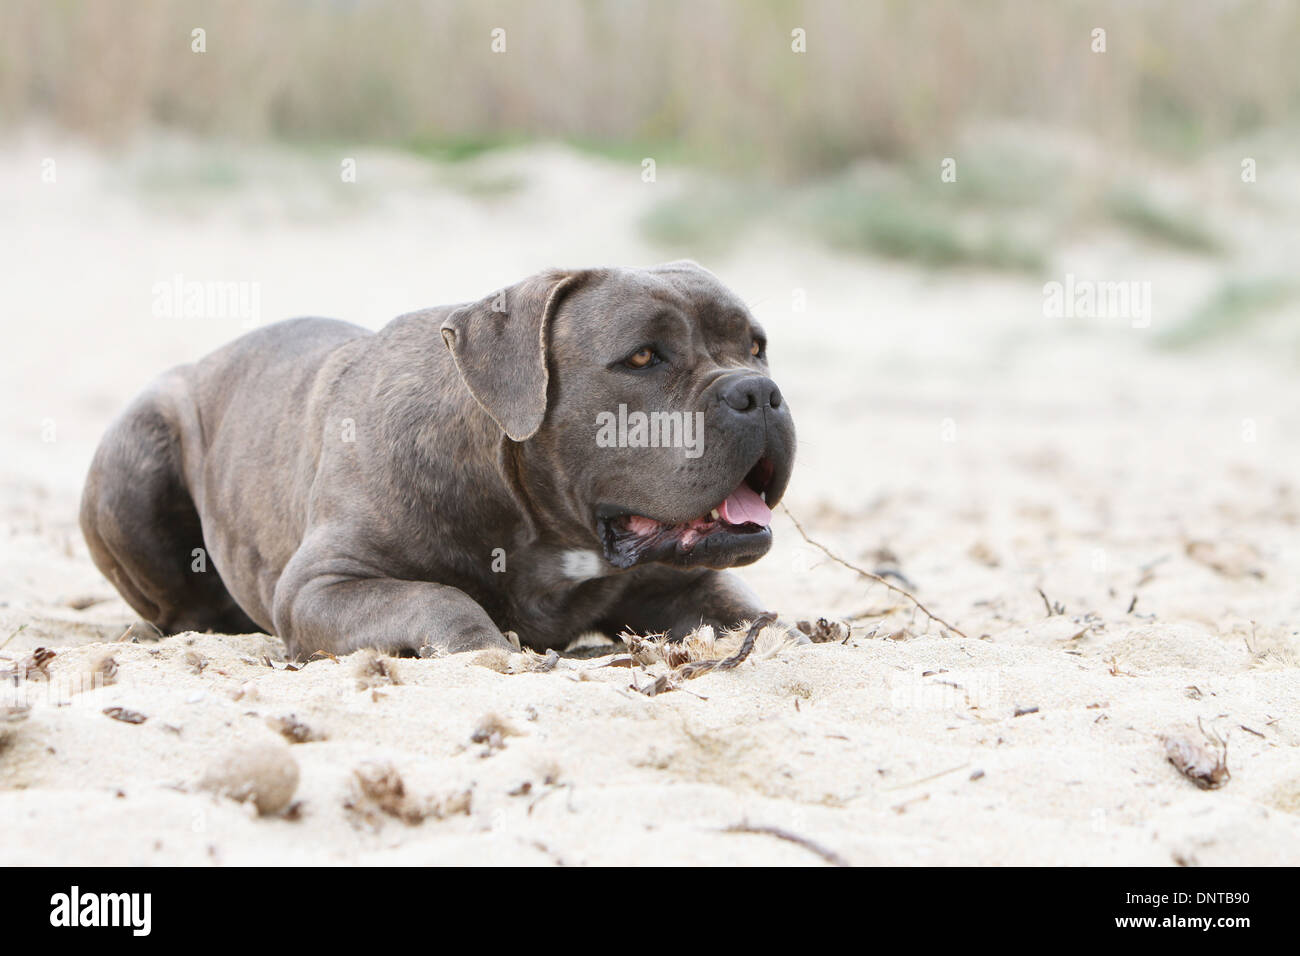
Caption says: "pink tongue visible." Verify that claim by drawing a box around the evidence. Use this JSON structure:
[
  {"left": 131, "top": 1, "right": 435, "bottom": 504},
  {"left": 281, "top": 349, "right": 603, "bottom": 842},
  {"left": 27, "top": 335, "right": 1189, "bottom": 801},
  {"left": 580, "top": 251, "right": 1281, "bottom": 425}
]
[{"left": 719, "top": 484, "right": 772, "bottom": 527}]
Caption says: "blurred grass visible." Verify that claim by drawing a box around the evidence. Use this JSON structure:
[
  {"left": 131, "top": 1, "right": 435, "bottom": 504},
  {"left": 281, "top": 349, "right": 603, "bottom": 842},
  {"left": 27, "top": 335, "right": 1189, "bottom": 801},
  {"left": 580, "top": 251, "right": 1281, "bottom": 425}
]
[
  {"left": 4, "top": 0, "right": 1293, "bottom": 282},
  {"left": 640, "top": 149, "right": 1065, "bottom": 272},
  {"left": 1103, "top": 189, "right": 1222, "bottom": 253},
  {"left": 130, "top": 155, "right": 246, "bottom": 192},
  {"left": 640, "top": 183, "right": 776, "bottom": 253},
  {"left": 797, "top": 179, "right": 1046, "bottom": 271},
  {"left": 401, "top": 135, "right": 529, "bottom": 165},
  {"left": 1159, "top": 279, "right": 1296, "bottom": 349},
  {"left": 3, "top": 0, "right": 1299, "bottom": 178},
  {"left": 642, "top": 182, "right": 1047, "bottom": 272}
]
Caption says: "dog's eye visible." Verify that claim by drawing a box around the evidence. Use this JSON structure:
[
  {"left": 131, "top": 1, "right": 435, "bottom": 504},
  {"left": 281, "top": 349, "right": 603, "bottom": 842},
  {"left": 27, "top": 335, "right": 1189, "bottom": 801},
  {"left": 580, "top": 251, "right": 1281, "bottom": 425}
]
[
  {"left": 750, "top": 338, "right": 765, "bottom": 358},
  {"left": 623, "top": 347, "right": 659, "bottom": 369}
]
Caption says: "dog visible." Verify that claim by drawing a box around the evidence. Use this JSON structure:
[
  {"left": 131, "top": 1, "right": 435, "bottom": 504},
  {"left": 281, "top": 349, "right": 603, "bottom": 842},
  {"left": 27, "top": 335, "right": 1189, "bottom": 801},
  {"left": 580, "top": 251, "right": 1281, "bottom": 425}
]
[{"left": 80, "top": 261, "right": 796, "bottom": 658}]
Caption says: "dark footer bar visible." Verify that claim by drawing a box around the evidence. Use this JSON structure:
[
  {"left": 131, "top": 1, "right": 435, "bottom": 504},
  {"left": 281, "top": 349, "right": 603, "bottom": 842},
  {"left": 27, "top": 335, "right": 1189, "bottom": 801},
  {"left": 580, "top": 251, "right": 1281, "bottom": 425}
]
[{"left": 9, "top": 866, "right": 1278, "bottom": 942}]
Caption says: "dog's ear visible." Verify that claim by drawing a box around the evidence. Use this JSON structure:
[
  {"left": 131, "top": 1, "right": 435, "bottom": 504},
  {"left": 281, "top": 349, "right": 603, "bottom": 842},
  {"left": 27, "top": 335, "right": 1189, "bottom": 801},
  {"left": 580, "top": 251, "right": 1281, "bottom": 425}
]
[
  {"left": 651, "top": 258, "right": 713, "bottom": 277},
  {"left": 440, "top": 270, "right": 584, "bottom": 442}
]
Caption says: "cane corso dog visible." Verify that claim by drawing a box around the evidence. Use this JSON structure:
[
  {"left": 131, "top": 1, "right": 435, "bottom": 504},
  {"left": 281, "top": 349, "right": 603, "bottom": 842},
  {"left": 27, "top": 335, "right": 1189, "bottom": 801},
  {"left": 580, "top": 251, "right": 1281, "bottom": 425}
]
[{"left": 81, "top": 261, "right": 796, "bottom": 658}]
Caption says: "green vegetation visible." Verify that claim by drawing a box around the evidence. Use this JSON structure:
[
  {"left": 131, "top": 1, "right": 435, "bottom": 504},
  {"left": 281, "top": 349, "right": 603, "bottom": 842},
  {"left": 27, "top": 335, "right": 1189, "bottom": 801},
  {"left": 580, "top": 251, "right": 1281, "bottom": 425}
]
[
  {"left": 1159, "top": 280, "right": 1295, "bottom": 349},
  {"left": 639, "top": 163, "right": 1051, "bottom": 273},
  {"left": 797, "top": 179, "right": 1046, "bottom": 272},
  {"left": 6, "top": 0, "right": 1300, "bottom": 178},
  {"left": 640, "top": 184, "right": 772, "bottom": 252},
  {"left": 13, "top": 0, "right": 1282, "bottom": 279},
  {"left": 1104, "top": 189, "right": 1222, "bottom": 253},
  {"left": 401, "top": 136, "right": 529, "bottom": 165}
]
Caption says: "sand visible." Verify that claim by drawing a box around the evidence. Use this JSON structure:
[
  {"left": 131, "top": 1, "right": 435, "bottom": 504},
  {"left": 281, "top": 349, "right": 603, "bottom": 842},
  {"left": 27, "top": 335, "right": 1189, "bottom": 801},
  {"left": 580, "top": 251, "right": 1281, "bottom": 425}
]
[{"left": 2, "top": 132, "right": 1299, "bottom": 865}]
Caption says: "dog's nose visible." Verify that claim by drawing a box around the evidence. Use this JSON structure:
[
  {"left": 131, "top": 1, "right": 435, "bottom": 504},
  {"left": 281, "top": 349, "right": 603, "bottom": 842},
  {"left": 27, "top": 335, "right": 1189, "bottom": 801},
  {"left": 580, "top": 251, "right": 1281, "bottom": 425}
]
[{"left": 718, "top": 374, "right": 783, "bottom": 414}]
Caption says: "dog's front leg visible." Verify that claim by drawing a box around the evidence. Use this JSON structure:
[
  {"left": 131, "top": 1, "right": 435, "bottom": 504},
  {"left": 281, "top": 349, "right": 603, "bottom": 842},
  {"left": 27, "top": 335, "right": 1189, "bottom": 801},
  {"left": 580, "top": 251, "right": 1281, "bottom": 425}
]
[{"left": 272, "top": 539, "right": 510, "bottom": 659}]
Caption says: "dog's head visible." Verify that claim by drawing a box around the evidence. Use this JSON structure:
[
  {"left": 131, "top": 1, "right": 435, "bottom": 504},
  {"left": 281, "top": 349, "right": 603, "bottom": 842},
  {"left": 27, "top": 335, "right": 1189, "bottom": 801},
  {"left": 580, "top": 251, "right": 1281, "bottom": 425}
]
[{"left": 441, "top": 262, "right": 795, "bottom": 571}]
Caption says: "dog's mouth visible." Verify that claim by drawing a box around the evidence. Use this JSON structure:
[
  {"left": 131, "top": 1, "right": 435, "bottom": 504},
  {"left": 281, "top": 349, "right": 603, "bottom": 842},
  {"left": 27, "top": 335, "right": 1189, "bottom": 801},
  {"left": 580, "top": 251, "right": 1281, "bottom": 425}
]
[{"left": 598, "top": 458, "right": 778, "bottom": 570}]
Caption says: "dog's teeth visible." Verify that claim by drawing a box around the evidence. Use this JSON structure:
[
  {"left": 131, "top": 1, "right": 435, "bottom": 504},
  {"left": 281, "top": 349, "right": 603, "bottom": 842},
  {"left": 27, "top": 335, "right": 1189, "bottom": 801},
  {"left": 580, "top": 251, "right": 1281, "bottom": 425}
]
[{"left": 710, "top": 508, "right": 720, "bottom": 520}]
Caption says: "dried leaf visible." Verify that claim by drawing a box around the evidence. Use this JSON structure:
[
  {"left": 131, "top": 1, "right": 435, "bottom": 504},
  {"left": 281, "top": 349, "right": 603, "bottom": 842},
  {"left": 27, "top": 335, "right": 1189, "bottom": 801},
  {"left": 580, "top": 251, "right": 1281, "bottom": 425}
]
[
  {"left": 103, "top": 706, "right": 147, "bottom": 724},
  {"left": 1185, "top": 539, "right": 1264, "bottom": 580},
  {"left": 90, "top": 652, "right": 119, "bottom": 685},
  {"left": 796, "top": 618, "right": 851, "bottom": 643},
  {"left": 509, "top": 648, "right": 559, "bottom": 673},
  {"left": 470, "top": 712, "right": 521, "bottom": 753},
  {"left": 267, "top": 714, "right": 325, "bottom": 744},
  {"left": 632, "top": 673, "right": 675, "bottom": 697},
  {"left": 353, "top": 649, "right": 401, "bottom": 689},
  {"left": 22, "top": 647, "right": 56, "bottom": 680},
  {"left": 1163, "top": 724, "right": 1230, "bottom": 790},
  {"left": 344, "top": 761, "right": 471, "bottom": 829}
]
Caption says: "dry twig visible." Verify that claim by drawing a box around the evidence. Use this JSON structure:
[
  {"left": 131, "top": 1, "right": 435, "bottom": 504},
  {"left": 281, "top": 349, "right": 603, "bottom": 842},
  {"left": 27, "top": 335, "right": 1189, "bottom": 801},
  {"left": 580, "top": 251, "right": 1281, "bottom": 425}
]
[
  {"left": 722, "top": 821, "right": 849, "bottom": 867},
  {"left": 628, "top": 614, "right": 776, "bottom": 697},
  {"left": 781, "top": 504, "right": 969, "bottom": 639}
]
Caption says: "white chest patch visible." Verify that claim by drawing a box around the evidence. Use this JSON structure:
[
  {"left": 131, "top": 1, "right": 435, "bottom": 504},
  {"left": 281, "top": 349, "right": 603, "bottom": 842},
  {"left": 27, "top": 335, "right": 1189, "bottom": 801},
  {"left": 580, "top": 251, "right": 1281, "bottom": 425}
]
[{"left": 561, "top": 549, "right": 605, "bottom": 581}]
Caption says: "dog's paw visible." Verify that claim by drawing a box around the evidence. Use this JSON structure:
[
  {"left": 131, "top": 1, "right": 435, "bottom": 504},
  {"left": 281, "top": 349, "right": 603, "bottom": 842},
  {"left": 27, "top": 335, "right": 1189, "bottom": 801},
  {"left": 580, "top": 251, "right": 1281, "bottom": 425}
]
[{"left": 419, "top": 625, "right": 519, "bottom": 657}]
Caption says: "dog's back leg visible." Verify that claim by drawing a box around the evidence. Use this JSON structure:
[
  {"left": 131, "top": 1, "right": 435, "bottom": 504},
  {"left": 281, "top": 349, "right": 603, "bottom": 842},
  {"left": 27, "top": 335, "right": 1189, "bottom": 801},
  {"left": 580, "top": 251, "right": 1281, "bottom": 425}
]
[{"left": 80, "top": 386, "right": 260, "bottom": 636}]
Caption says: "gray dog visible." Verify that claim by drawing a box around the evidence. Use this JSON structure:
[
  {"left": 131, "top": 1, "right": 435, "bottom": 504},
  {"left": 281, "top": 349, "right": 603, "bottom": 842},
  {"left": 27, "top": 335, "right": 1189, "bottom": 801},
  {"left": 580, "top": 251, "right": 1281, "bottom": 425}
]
[{"left": 81, "top": 261, "right": 796, "bottom": 659}]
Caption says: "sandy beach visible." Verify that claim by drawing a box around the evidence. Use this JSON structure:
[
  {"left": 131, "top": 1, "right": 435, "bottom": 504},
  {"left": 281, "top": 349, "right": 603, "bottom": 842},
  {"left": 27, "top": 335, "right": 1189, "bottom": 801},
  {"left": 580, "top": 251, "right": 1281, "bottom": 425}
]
[{"left": 3, "top": 135, "right": 1299, "bottom": 865}]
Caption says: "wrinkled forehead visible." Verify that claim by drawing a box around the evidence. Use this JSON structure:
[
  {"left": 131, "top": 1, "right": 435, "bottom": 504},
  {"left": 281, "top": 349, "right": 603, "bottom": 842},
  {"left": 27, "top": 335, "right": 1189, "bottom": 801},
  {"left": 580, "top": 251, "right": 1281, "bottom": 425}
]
[{"left": 554, "top": 266, "right": 755, "bottom": 346}]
